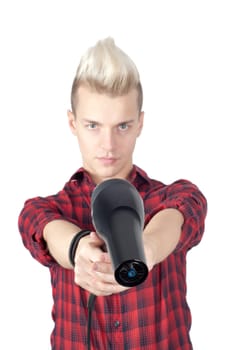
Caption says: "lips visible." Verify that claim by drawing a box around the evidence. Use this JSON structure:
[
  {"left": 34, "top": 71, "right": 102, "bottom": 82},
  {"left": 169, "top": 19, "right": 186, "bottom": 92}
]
[{"left": 97, "top": 157, "right": 118, "bottom": 165}]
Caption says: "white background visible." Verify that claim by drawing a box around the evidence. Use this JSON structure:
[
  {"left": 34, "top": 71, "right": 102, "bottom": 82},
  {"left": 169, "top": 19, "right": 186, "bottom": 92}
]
[{"left": 0, "top": 1, "right": 231, "bottom": 349}]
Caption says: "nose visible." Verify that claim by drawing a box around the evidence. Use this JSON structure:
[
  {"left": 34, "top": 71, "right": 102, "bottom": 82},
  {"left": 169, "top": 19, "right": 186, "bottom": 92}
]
[{"left": 100, "top": 128, "right": 115, "bottom": 152}]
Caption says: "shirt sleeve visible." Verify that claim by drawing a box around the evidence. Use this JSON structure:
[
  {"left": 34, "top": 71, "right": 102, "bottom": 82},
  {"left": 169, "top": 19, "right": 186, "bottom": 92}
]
[
  {"left": 18, "top": 189, "right": 78, "bottom": 267},
  {"left": 144, "top": 180, "right": 207, "bottom": 252}
]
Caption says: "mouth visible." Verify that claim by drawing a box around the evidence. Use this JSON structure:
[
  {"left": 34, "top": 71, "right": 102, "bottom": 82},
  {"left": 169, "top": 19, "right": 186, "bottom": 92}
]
[{"left": 97, "top": 157, "right": 118, "bottom": 165}]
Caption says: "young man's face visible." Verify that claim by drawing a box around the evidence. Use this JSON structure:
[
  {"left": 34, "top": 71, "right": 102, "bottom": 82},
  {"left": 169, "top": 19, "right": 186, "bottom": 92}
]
[{"left": 68, "top": 86, "right": 144, "bottom": 184}]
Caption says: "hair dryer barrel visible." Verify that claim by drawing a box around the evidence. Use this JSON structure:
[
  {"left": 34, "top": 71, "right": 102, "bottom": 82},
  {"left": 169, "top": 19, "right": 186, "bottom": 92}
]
[{"left": 91, "top": 178, "right": 148, "bottom": 287}]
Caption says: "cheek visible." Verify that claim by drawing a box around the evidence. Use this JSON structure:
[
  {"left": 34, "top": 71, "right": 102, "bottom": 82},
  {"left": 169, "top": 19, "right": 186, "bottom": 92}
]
[
  {"left": 120, "top": 135, "right": 137, "bottom": 152},
  {"left": 77, "top": 134, "right": 97, "bottom": 153}
]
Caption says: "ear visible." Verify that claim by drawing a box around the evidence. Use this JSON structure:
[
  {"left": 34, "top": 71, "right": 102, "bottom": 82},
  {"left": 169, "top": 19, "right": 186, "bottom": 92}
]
[
  {"left": 67, "top": 110, "right": 77, "bottom": 135},
  {"left": 137, "top": 111, "right": 144, "bottom": 137}
]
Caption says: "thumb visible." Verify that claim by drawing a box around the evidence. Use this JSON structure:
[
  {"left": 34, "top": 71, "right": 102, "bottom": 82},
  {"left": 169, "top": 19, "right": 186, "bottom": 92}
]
[
  {"left": 90, "top": 232, "right": 108, "bottom": 253},
  {"left": 90, "top": 231, "right": 104, "bottom": 243},
  {"left": 90, "top": 232, "right": 111, "bottom": 263}
]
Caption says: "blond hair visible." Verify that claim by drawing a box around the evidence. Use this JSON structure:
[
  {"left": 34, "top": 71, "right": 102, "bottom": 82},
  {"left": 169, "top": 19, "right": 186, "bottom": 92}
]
[{"left": 71, "top": 37, "right": 143, "bottom": 113}]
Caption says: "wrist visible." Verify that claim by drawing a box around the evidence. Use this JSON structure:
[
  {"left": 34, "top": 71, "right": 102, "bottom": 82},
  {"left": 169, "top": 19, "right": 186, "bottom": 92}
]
[{"left": 69, "top": 230, "right": 91, "bottom": 267}]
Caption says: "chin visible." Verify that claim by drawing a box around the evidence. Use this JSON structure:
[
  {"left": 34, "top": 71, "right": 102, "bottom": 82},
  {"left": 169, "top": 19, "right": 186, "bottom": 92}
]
[
  {"left": 93, "top": 167, "right": 122, "bottom": 182},
  {"left": 86, "top": 160, "right": 131, "bottom": 182},
  {"left": 100, "top": 169, "right": 119, "bottom": 179}
]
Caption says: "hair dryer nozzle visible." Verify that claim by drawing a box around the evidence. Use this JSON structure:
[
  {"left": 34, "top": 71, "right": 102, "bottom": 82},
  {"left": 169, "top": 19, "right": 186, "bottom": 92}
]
[{"left": 115, "top": 259, "right": 148, "bottom": 287}]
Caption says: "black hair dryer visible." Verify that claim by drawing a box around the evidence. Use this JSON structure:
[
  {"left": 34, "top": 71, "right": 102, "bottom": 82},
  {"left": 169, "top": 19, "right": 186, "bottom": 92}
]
[{"left": 91, "top": 178, "right": 148, "bottom": 287}]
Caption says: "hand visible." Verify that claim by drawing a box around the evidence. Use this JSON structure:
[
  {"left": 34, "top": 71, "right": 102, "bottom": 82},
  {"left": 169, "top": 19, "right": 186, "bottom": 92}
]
[{"left": 74, "top": 232, "right": 129, "bottom": 296}]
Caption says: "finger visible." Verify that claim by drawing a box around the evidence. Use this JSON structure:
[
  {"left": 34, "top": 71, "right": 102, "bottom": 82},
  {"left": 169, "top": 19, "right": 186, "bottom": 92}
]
[
  {"left": 75, "top": 260, "right": 130, "bottom": 296},
  {"left": 74, "top": 262, "right": 115, "bottom": 296},
  {"left": 90, "top": 231, "right": 104, "bottom": 244},
  {"left": 84, "top": 276, "right": 127, "bottom": 296},
  {"left": 75, "top": 236, "right": 105, "bottom": 263},
  {"left": 90, "top": 278, "right": 129, "bottom": 296},
  {"left": 92, "top": 261, "right": 113, "bottom": 274}
]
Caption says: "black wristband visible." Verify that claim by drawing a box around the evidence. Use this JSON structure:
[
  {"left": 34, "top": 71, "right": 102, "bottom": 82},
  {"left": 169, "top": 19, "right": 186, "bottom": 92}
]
[{"left": 69, "top": 230, "right": 91, "bottom": 267}]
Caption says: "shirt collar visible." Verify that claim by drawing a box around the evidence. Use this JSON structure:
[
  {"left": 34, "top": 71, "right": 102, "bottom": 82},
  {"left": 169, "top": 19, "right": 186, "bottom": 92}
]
[
  {"left": 128, "top": 165, "right": 151, "bottom": 185},
  {"left": 70, "top": 167, "right": 94, "bottom": 186}
]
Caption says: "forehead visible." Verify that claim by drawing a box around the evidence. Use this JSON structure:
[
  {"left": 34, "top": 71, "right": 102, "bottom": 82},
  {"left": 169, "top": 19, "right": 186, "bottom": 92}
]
[{"left": 75, "top": 86, "right": 139, "bottom": 121}]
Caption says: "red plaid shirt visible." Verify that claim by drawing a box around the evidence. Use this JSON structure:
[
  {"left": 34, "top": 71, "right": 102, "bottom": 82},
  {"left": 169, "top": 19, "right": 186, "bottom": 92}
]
[{"left": 18, "top": 165, "right": 207, "bottom": 350}]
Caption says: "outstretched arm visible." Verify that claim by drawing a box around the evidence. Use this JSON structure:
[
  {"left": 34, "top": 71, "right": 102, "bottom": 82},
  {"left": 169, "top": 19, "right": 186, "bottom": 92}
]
[
  {"left": 43, "top": 219, "right": 82, "bottom": 269},
  {"left": 143, "top": 208, "right": 184, "bottom": 270},
  {"left": 142, "top": 179, "right": 207, "bottom": 269}
]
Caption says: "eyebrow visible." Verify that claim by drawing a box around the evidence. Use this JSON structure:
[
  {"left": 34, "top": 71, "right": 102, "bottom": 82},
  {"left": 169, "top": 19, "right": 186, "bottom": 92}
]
[{"left": 82, "top": 118, "right": 135, "bottom": 126}]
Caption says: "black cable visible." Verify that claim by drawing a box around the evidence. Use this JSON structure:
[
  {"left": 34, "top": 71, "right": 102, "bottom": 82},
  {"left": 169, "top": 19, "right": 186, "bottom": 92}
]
[
  {"left": 68, "top": 232, "right": 97, "bottom": 348},
  {"left": 68, "top": 231, "right": 96, "bottom": 348},
  {"left": 87, "top": 293, "right": 96, "bottom": 350}
]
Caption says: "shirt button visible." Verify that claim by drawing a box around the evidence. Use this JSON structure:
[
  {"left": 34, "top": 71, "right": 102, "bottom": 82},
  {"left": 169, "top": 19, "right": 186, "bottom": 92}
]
[{"left": 114, "top": 320, "right": 120, "bottom": 328}]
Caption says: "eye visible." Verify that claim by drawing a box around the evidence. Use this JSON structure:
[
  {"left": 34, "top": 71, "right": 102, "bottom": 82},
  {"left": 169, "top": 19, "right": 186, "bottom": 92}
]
[
  {"left": 86, "top": 122, "right": 98, "bottom": 129},
  {"left": 118, "top": 123, "right": 129, "bottom": 131}
]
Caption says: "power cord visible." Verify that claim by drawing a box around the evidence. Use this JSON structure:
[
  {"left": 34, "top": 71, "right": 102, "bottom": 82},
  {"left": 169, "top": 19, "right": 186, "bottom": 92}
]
[
  {"left": 87, "top": 293, "right": 96, "bottom": 350},
  {"left": 68, "top": 231, "right": 96, "bottom": 349}
]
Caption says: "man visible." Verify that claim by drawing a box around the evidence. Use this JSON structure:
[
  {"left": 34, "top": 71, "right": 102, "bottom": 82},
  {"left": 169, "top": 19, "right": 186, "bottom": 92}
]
[{"left": 18, "top": 37, "right": 207, "bottom": 349}]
